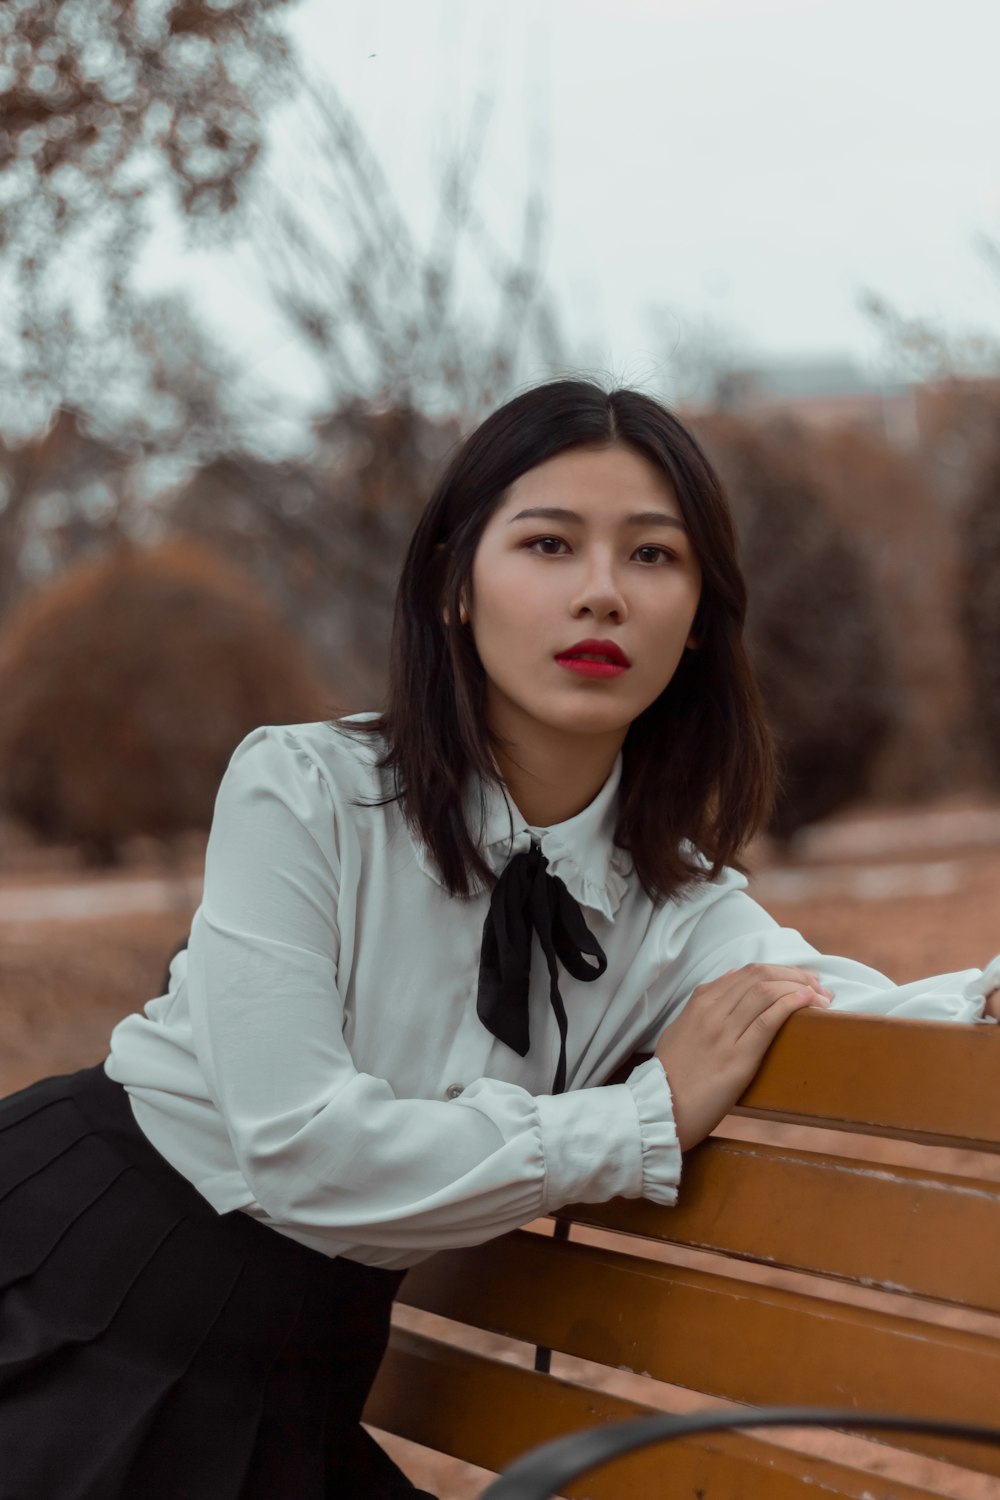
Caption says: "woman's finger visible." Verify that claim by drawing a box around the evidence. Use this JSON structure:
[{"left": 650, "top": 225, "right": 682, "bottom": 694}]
[
  {"left": 717, "top": 963, "right": 833, "bottom": 1019},
  {"left": 735, "top": 984, "right": 829, "bottom": 1044}
]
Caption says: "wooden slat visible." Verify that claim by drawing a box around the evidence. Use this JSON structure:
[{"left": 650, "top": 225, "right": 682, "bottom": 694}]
[
  {"left": 733, "top": 1010, "right": 1000, "bottom": 1149},
  {"left": 397, "top": 1232, "right": 1000, "bottom": 1475},
  {"left": 366, "top": 1328, "right": 946, "bottom": 1500},
  {"left": 557, "top": 1134, "right": 1000, "bottom": 1314}
]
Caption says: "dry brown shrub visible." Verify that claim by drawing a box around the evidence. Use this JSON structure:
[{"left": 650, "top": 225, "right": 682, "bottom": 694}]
[
  {"left": 162, "top": 399, "right": 461, "bottom": 709},
  {"left": 779, "top": 422, "right": 980, "bottom": 799},
  {"left": 958, "top": 438, "right": 1000, "bottom": 785},
  {"left": 0, "top": 535, "right": 337, "bottom": 865},
  {"left": 691, "top": 412, "right": 898, "bottom": 842}
]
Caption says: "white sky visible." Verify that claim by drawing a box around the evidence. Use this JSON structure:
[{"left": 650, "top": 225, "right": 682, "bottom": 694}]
[{"left": 139, "top": 0, "right": 1000, "bottom": 443}]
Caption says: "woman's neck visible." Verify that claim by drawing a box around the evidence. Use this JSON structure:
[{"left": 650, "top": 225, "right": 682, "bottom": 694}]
[{"left": 488, "top": 714, "right": 626, "bottom": 829}]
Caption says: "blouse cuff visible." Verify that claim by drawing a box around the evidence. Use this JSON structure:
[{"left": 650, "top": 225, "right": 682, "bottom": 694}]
[
  {"left": 533, "top": 1059, "right": 679, "bottom": 1213},
  {"left": 625, "top": 1056, "right": 683, "bottom": 1206},
  {"left": 965, "top": 953, "right": 1000, "bottom": 1023},
  {"left": 534, "top": 1079, "right": 646, "bottom": 1212}
]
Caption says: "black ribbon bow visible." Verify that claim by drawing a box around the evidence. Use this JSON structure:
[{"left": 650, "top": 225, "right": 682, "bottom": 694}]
[{"left": 477, "top": 839, "right": 609, "bottom": 1095}]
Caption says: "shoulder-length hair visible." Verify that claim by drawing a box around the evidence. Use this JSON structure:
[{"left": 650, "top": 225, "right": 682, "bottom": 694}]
[{"left": 334, "top": 377, "right": 776, "bottom": 904}]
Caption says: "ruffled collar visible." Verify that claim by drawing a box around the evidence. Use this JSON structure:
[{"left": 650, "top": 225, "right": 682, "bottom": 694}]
[{"left": 411, "top": 747, "right": 633, "bottom": 923}]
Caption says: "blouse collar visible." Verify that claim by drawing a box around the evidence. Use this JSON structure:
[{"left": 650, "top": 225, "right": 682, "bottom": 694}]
[{"left": 411, "top": 747, "right": 633, "bottom": 923}]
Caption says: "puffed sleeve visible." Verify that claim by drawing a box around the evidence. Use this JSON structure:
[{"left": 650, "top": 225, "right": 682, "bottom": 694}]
[
  {"left": 636, "top": 863, "right": 997, "bottom": 1047},
  {"left": 186, "top": 728, "right": 682, "bottom": 1256}
]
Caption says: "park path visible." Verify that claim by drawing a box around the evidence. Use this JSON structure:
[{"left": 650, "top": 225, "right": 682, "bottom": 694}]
[{"left": 0, "top": 869, "right": 203, "bottom": 923}]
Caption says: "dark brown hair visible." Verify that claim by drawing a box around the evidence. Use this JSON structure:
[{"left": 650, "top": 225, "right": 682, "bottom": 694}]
[{"left": 334, "top": 377, "right": 776, "bottom": 904}]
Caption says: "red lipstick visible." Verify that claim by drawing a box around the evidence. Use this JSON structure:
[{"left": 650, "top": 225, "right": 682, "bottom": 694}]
[{"left": 554, "top": 638, "right": 631, "bottom": 679}]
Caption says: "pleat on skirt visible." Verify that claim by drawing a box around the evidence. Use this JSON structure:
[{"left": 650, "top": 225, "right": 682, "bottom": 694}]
[{"left": 0, "top": 1062, "right": 436, "bottom": 1500}]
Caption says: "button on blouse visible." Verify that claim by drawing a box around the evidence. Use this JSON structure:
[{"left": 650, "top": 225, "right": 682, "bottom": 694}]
[{"left": 105, "top": 716, "right": 998, "bottom": 1271}]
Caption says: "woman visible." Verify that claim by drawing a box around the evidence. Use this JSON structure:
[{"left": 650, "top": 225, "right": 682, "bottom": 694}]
[{"left": 1, "top": 378, "right": 997, "bottom": 1499}]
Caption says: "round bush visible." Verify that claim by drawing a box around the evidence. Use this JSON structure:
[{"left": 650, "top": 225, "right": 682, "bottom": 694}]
[
  {"left": 692, "top": 412, "right": 898, "bottom": 842},
  {"left": 958, "top": 440, "right": 1000, "bottom": 784},
  {"left": 0, "top": 536, "right": 335, "bottom": 865}
]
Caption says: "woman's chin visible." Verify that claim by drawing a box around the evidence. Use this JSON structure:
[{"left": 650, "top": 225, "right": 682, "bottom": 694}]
[
  {"left": 485, "top": 680, "right": 640, "bottom": 740},
  {"left": 525, "top": 703, "right": 636, "bottom": 739}
]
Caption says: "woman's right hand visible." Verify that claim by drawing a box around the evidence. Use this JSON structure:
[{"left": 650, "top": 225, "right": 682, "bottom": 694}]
[{"left": 654, "top": 963, "right": 834, "bottom": 1151}]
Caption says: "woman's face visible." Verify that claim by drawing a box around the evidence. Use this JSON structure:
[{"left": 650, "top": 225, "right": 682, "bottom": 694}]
[{"left": 465, "top": 443, "right": 703, "bottom": 744}]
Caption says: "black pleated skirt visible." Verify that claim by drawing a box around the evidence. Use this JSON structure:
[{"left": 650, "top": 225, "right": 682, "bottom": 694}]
[{"left": 0, "top": 1062, "right": 436, "bottom": 1500}]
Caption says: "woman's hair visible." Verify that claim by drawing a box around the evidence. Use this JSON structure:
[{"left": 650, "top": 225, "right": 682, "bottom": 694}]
[{"left": 334, "top": 376, "right": 776, "bottom": 904}]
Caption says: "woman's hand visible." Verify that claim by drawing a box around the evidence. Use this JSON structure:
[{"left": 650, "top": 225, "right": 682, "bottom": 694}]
[{"left": 654, "top": 963, "right": 833, "bottom": 1152}]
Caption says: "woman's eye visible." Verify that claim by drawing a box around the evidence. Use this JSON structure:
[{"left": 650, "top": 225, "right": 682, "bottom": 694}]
[
  {"left": 524, "top": 538, "right": 679, "bottom": 564},
  {"left": 526, "top": 536, "right": 568, "bottom": 555}
]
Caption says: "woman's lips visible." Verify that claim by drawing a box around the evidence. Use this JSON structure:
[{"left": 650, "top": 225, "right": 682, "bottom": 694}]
[
  {"left": 554, "top": 640, "right": 631, "bottom": 679},
  {"left": 555, "top": 657, "right": 629, "bottom": 679}
]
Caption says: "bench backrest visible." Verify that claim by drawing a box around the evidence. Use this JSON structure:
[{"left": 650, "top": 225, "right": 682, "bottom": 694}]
[{"left": 366, "top": 1011, "right": 1000, "bottom": 1497}]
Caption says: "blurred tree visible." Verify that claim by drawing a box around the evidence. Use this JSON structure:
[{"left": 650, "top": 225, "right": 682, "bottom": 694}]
[
  {"left": 859, "top": 279, "right": 1000, "bottom": 794},
  {"left": 0, "top": 297, "right": 243, "bottom": 624},
  {"left": 0, "top": 0, "right": 298, "bottom": 436},
  {"left": 860, "top": 286, "right": 1000, "bottom": 510},
  {"left": 0, "top": 534, "right": 333, "bottom": 866},
  {"left": 781, "top": 421, "right": 981, "bottom": 799},
  {"left": 0, "top": 1, "right": 301, "bottom": 651},
  {"left": 0, "top": 408, "right": 130, "bottom": 624},
  {"left": 647, "top": 305, "right": 756, "bottom": 412},
  {"left": 911, "top": 374, "right": 1000, "bottom": 516},
  {"left": 159, "top": 399, "right": 462, "bottom": 709},
  {"left": 0, "top": 0, "right": 294, "bottom": 212},
  {"left": 958, "top": 434, "right": 1000, "bottom": 786},
  {"left": 860, "top": 286, "right": 1000, "bottom": 389},
  {"left": 249, "top": 74, "right": 568, "bottom": 420},
  {"left": 144, "top": 71, "right": 571, "bottom": 710},
  {"left": 0, "top": 14, "right": 573, "bottom": 760},
  {"left": 692, "top": 412, "right": 898, "bottom": 843}
]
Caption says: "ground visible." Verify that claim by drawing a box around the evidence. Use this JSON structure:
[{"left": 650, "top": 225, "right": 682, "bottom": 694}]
[{"left": 1, "top": 796, "right": 998, "bottom": 1497}]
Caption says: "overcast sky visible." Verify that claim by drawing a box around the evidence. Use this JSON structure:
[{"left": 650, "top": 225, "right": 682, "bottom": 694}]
[{"left": 140, "top": 0, "right": 1000, "bottom": 439}]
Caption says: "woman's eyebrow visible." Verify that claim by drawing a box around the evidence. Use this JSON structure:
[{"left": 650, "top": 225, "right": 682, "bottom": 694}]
[{"left": 507, "top": 506, "right": 687, "bottom": 530}]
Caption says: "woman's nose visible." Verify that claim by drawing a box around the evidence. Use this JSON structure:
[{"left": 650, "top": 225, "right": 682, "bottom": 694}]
[{"left": 570, "top": 558, "right": 628, "bottom": 619}]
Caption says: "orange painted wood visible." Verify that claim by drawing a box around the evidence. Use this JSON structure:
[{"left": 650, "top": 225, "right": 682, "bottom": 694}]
[
  {"left": 732, "top": 1010, "right": 1000, "bottom": 1150},
  {"left": 366, "top": 1329, "right": 945, "bottom": 1500},
  {"left": 557, "top": 1134, "right": 1000, "bottom": 1314},
  {"left": 397, "top": 1232, "right": 1000, "bottom": 1475}
]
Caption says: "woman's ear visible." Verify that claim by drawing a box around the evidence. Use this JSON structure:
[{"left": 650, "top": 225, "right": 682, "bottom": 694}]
[
  {"left": 435, "top": 541, "right": 470, "bottom": 627},
  {"left": 441, "top": 592, "right": 470, "bottom": 628}
]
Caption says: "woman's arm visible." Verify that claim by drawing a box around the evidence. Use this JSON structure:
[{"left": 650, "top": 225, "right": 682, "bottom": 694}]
[
  {"left": 648, "top": 864, "right": 999, "bottom": 1030},
  {"left": 185, "top": 728, "right": 682, "bottom": 1256},
  {"left": 614, "top": 858, "right": 995, "bottom": 1146},
  {"left": 624, "top": 866, "right": 999, "bottom": 1152}
]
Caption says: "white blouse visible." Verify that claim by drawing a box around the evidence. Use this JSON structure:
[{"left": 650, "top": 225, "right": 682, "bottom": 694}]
[{"left": 106, "top": 716, "right": 1000, "bottom": 1270}]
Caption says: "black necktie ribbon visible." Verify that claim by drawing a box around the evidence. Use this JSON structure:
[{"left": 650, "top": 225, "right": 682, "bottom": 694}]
[{"left": 476, "top": 840, "right": 608, "bottom": 1095}]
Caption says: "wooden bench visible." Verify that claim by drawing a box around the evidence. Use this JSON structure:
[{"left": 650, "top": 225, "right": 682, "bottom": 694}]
[{"left": 365, "top": 1009, "right": 1000, "bottom": 1497}]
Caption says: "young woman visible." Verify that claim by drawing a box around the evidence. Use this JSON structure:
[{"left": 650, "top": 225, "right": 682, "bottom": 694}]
[{"left": 1, "top": 378, "right": 997, "bottom": 1500}]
